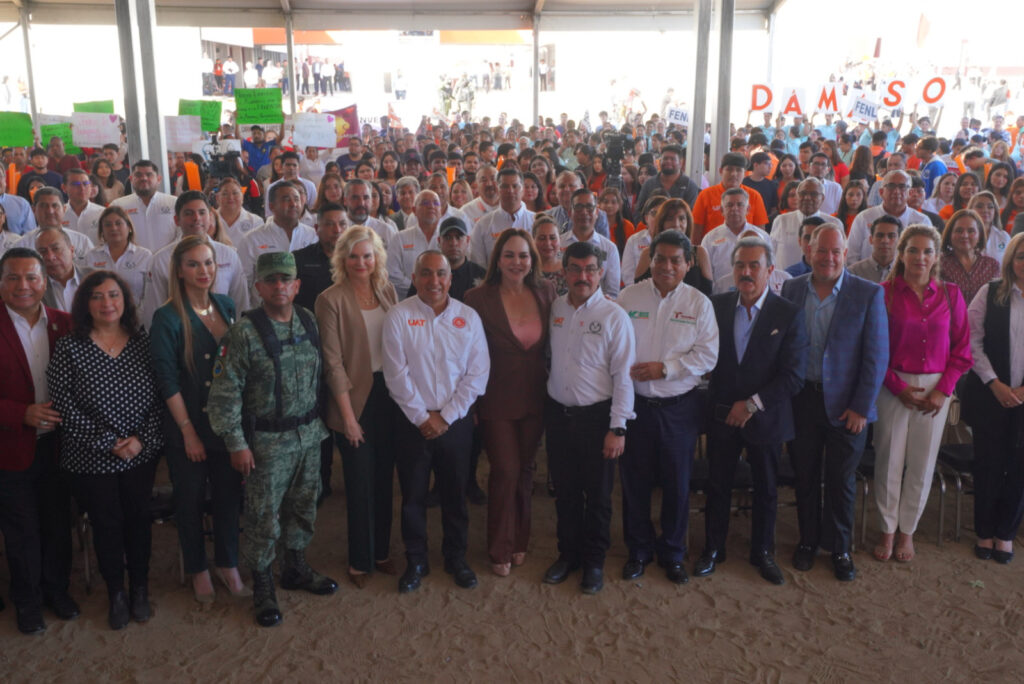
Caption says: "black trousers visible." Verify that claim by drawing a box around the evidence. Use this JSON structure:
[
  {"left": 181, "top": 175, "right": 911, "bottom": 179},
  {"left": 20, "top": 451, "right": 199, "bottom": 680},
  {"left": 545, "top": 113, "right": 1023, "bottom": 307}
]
[
  {"left": 395, "top": 414, "right": 473, "bottom": 565},
  {"left": 335, "top": 373, "right": 397, "bottom": 572},
  {"left": 72, "top": 458, "right": 159, "bottom": 593},
  {"left": 791, "top": 385, "right": 867, "bottom": 554},
  {"left": 973, "top": 407, "right": 1024, "bottom": 541},
  {"left": 0, "top": 433, "right": 72, "bottom": 609},
  {"left": 620, "top": 392, "right": 700, "bottom": 564},
  {"left": 705, "top": 421, "right": 779, "bottom": 559},
  {"left": 165, "top": 444, "right": 242, "bottom": 574},
  {"left": 544, "top": 398, "right": 616, "bottom": 568}
]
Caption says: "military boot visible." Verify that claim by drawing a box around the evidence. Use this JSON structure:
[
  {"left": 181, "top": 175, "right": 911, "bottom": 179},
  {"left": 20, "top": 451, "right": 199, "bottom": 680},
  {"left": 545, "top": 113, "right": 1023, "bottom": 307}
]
[
  {"left": 280, "top": 549, "right": 339, "bottom": 595},
  {"left": 251, "top": 568, "right": 282, "bottom": 627}
]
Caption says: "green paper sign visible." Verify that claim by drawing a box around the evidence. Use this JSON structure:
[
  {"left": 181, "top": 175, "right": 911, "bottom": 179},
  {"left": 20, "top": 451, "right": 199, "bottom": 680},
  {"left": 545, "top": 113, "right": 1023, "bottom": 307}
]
[
  {"left": 178, "top": 99, "right": 223, "bottom": 132},
  {"left": 0, "top": 111, "right": 36, "bottom": 147},
  {"left": 39, "top": 122, "right": 82, "bottom": 155},
  {"left": 235, "top": 88, "right": 283, "bottom": 124},
  {"left": 73, "top": 100, "right": 115, "bottom": 114}
]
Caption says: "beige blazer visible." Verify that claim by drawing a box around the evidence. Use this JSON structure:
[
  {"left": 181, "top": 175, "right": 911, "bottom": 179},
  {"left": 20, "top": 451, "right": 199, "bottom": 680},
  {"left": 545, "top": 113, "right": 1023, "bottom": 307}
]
[{"left": 315, "top": 279, "right": 398, "bottom": 432}]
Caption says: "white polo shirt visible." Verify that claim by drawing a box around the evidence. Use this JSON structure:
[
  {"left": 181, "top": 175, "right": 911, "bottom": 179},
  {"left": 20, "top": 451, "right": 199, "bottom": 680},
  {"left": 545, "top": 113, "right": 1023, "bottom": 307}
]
[
  {"left": 700, "top": 222, "right": 770, "bottom": 284},
  {"left": 560, "top": 229, "right": 622, "bottom": 297},
  {"left": 386, "top": 226, "right": 440, "bottom": 298},
  {"left": 469, "top": 204, "right": 535, "bottom": 268},
  {"left": 62, "top": 202, "right": 105, "bottom": 244},
  {"left": 237, "top": 220, "right": 318, "bottom": 292},
  {"left": 80, "top": 242, "right": 153, "bottom": 307},
  {"left": 111, "top": 192, "right": 178, "bottom": 253}
]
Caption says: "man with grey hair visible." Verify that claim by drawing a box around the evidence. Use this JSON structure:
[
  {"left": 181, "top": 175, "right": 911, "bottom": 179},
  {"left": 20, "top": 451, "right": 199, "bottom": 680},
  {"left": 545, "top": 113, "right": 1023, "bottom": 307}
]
[
  {"left": 548, "top": 170, "right": 610, "bottom": 237},
  {"left": 781, "top": 224, "right": 887, "bottom": 582},
  {"left": 387, "top": 189, "right": 443, "bottom": 297},
  {"left": 696, "top": 235, "right": 807, "bottom": 585},
  {"left": 700, "top": 187, "right": 770, "bottom": 283},
  {"left": 847, "top": 170, "right": 927, "bottom": 262},
  {"left": 344, "top": 178, "right": 398, "bottom": 244},
  {"left": 16, "top": 187, "right": 94, "bottom": 257},
  {"left": 768, "top": 177, "right": 843, "bottom": 271},
  {"left": 35, "top": 228, "right": 86, "bottom": 313},
  {"left": 865, "top": 152, "right": 906, "bottom": 207},
  {"left": 392, "top": 176, "right": 421, "bottom": 231},
  {"left": 459, "top": 165, "right": 501, "bottom": 225}
]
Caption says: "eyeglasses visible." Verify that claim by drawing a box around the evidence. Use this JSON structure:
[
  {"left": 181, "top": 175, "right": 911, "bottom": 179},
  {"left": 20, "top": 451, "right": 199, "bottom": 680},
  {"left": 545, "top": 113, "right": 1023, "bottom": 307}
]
[
  {"left": 572, "top": 204, "right": 596, "bottom": 212},
  {"left": 566, "top": 264, "right": 600, "bottom": 275},
  {"left": 883, "top": 183, "right": 910, "bottom": 192}
]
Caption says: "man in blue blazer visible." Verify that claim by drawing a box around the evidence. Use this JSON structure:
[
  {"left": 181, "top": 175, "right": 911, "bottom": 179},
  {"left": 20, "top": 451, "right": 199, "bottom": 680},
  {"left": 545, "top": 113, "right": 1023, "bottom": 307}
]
[
  {"left": 780, "top": 224, "right": 888, "bottom": 581},
  {"left": 695, "top": 237, "right": 808, "bottom": 585}
]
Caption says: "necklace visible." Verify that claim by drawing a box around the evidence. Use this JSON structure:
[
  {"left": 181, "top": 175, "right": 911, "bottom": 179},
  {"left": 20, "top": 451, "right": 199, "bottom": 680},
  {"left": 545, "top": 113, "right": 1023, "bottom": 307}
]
[
  {"left": 192, "top": 301, "right": 215, "bottom": 317},
  {"left": 354, "top": 287, "right": 376, "bottom": 308}
]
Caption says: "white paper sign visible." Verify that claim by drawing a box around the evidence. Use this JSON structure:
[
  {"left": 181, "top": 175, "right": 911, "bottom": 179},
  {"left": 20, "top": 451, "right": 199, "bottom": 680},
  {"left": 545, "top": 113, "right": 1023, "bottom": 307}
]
[
  {"left": 666, "top": 107, "right": 690, "bottom": 126},
  {"left": 850, "top": 98, "right": 879, "bottom": 124},
  {"left": 70, "top": 112, "right": 121, "bottom": 146},
  {"left": 164, "top": 115, "right": 202, "bottom": 152},
  {"left": 37, "top": 114, "right": 71, "bottom": 126},
  {"left": 293, "top": 112, "right": 337, "bottom": 148}
]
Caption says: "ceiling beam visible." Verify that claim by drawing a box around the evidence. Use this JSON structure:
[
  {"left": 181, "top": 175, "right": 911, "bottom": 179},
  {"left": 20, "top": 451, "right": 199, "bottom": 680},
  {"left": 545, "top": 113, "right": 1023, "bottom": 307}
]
[
  {"left": 533, "top": 0, "right": 545, "bottom": 14},
  {"left": 279, "top": 0, "right": 289, "bottom": 12}
]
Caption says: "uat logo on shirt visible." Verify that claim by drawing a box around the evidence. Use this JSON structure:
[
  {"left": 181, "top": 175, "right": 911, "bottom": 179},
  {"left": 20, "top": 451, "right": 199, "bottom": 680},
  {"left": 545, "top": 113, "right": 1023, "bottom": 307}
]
[
  {"left": 452, "top": 317, "right": 466, "bottom": 329},
  {"left": 408, "top": 318, "right": 426, "bottom": 327},
  {"left": 552, "top": 316, "right": 565, "bottom": 327}
]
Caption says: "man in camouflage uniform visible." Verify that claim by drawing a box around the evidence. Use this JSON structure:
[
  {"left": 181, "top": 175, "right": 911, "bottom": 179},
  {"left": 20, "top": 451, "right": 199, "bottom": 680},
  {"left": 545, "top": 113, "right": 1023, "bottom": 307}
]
[{"left": 209, "top": 251, "right": 337, "bottom": 628}]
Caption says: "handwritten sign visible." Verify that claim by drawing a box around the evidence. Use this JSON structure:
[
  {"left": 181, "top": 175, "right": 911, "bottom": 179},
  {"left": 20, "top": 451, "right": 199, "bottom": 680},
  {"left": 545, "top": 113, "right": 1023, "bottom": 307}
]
[
  {"left": 0, "top": 111, "right": 35, "bottom": 146},
  {"left": 71, "top": 112, "right": 122, "bottom": 146},
  {"left": 38, "top": 115, "right": 82, "bottom": 155},
  {"left": 235, "top": 88, "right": 283, "bottom": 124},
  {"left": 165, "top": 115, "right": 203, "bottom": 152},
  {"left": 73, "top": 100, "right": 115, "bottom": 114},
  {"left": 178, "top": 99, "right": 223, "bottom": 132},
  {"left": 666, "top": 107, "right": 690, "bottom": 126},
  {"left": 293, "top": 112, "right": 337, "bottom": 148}
]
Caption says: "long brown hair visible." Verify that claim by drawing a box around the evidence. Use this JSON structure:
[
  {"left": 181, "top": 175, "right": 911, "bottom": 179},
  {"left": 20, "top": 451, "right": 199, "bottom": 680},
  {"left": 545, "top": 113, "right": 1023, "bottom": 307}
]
[
  {"left": 890, "top": 224, "right": 942, "bottom": 283},
  {"left": 483, "top": 228, "right": 542, "bottom": 288}
]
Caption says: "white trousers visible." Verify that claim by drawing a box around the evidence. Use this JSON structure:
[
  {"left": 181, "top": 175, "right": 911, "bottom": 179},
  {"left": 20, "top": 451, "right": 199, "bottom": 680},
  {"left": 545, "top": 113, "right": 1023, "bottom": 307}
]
[{"left": 873, "top": 371, "right": 952, "bottom": 534}]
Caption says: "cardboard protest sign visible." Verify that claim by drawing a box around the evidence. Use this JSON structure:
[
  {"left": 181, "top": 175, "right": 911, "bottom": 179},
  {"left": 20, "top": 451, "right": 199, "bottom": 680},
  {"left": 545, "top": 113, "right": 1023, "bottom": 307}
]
[
  {"left": 0, "top": 112, "right": 36, "bottom": 146},
  {"left": 71, "top": 112, "right": 122, "bottom": 146},
  {"left": 165, "top": 115, "right": 203, "bottom": 152},
  {"left": 38, "top": 115, "right": 82, "bottom": 155},
  {"left": 178, "top": 99, "right": 223, "bottom": 132},
  {"left": 326, "top": 105, "right": 359, "bottom": 149},
  {"left": 73, "top": 100, "right": 115, "bottom": 114},
  {"left": 235, "top": 88, "right": 283, "bottom": 124},
  {"left": 293, "top": 112, "right": 337, "bottom": 148}
]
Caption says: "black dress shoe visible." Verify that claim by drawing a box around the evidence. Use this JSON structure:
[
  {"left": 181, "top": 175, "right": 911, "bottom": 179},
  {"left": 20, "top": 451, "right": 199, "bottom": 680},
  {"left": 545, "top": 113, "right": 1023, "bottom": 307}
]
[
  {"left": 44, "top": 591, "right": 81, "bottom": 620},
  {"left": 621, "top": 559, "right": 649, "bottom": 580},
  {"left": 108, "top": 589, "right": 130, "bottom": 630},
  {"left": 693, "top": 549, "right": 723, "bottom": 578},
  {"left": 665, "top": 562, "right": 689, "bottom": 585},
  {"left": 832, "top": 553, "right": 856, "bottom": 582},
  {"left": 974, "top": 545, "right": 994, "bottom": 560},
  {"left": 444, "top": 559, "right": 478, "bottom": 589},
  {"left": 792, "top": 545, "right": 816, "bottom": 572},
  {"left": 129, "top": 584, "right": 151, "bottom": 623},
  {"left": 580, "top": 566, "right": 604, "bottom": 594},
  {"left": 752, "top": 551, "right": 785, "bottom": 585},
  {"left": 466, "top": 483, "right": 487, "bottom": 506},
  {"left": 993, "top": 549, "right": 1014, "bottom": 565},
  {"left": 16, "top": 606, "right": 45, "bottom": 635},
  {"left": 543, "top": 558, "right": 580, "bottom": 584},
  {"left": 399, "top": 562, "right": 430, "bottom": 593}
]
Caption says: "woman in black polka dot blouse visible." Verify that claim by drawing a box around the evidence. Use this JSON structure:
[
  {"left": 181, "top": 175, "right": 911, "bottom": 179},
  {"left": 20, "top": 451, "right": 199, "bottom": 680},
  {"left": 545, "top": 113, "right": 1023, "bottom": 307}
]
[{"left": 47, "top": 270, "right": 164, "bottom": 631}]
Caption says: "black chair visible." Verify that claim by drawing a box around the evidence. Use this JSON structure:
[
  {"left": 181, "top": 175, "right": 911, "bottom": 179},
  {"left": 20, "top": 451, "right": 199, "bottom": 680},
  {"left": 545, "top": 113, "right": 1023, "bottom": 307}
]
[{"left": 935, "top": 443, "right": 974, "bottom": 543}]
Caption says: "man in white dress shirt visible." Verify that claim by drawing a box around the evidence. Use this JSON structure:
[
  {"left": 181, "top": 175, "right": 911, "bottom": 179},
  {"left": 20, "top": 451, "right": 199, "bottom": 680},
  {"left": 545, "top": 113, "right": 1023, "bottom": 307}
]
[
  {"left": 382, "top": 250, "right": 490, "bottom": 594},
  {"left": 111, "top": 161, "right": 178, "bottom": 253},
  {"left": 238, "top": 182, "right": 318, "bottom": 296},
  {"left": 264, "top": 151, "right": 317, "bottom": 214},
  {"left": 769, "top": 178, "right": 843, "bottom": 271},
  {"left": 543, "top": 240, "right": 635, "bottom": 594},
  {"left": 808, "top": 153, "right": 843, "bottom": 215},
  {"left": 701, "top": 188, "right": 770, "bottom": 284},
  {"left": 387, "top": 190, "right": 442, "bottom": 297},
  {"left": 16, "top": 188, "right": 94, "bottom": 259},
  {"left": 60, "top": 169, "right": 104, "bottom": 244},
  {"left": 403, "top": 173, "right": 467, "bottom": 232},
  {"left": 460, "top": 165, "right": 500, "bottom": 224},
  {"left": 617, "top": 230, "right": 718, "bottom": 586},
  {"left": 344, "top": 179, "right": 397, "bottom": 245},
  {"left": 559, "top": 189, "right": 621, "bottom": 297},
  {"left": 848, "top": 171, "right": 928, "bottom": 263},
  {"left": 143, "top": 191, "right": 250, "bottom": 325},
  {"left": 469, "top": 167, "right": 535, "bottom": 268}
]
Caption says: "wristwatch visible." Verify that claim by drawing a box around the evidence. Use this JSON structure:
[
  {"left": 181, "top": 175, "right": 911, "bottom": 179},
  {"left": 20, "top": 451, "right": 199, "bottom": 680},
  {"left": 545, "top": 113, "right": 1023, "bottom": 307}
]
[
  {"left": 610, "top": 427, "right": 627, "bottom": 437},
  {"left": 744, "top": 399, "right": 758, "bottom": 414}
]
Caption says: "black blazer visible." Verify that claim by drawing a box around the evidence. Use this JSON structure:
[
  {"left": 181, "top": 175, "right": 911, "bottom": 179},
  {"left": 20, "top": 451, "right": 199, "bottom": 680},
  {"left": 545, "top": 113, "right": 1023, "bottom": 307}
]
[{"left": 709, "top": 290, "right": 808, "bottom": 445}]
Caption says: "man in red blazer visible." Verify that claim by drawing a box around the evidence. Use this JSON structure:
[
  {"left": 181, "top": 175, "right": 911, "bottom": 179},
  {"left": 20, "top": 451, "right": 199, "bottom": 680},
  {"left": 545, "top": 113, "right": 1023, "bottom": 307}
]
[{"left": 0, "top": 247, "right": 77, "bottom": 634}]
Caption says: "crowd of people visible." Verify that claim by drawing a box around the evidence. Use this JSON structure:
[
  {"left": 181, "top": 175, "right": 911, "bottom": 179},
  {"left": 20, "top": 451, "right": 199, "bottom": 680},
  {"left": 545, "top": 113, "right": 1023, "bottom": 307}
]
[{"left": 1, "top": 103, "right": 1023, "bottom": 636}]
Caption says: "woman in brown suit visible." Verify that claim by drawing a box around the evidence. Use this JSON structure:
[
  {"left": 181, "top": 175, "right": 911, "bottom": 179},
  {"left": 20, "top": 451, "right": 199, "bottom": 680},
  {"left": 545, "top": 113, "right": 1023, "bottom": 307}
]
[
  {"left": 465, "top": 229, "right": 557, "bottom": 576},
  {"left": 314, "top": 226, "right": 399, "bottom": 587}
]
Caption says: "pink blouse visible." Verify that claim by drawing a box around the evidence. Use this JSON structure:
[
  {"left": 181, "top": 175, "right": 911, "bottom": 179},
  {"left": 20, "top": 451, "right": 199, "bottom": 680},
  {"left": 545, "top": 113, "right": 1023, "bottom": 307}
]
[{"left": 882, "top": 276, "right": 972, "bottom": 397}]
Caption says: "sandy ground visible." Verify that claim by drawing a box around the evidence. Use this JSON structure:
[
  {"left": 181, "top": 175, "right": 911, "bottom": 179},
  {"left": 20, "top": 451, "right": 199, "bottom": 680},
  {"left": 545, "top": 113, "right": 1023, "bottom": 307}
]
[{"left": 2, "top": 449, "right": 1023, "bottom": 684}]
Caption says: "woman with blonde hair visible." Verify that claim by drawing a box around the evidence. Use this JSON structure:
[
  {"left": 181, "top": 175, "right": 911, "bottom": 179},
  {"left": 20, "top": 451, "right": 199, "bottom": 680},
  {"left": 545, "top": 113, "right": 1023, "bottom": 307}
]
[
  {"left": 873, "top": 225, "right": 972, "bottom": 563},
  {"left": 150, "top": 234, "right": 245, "bottom": 602},
  {"left": 314, "top": 227, "right": 399, "bottom": 587}
]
